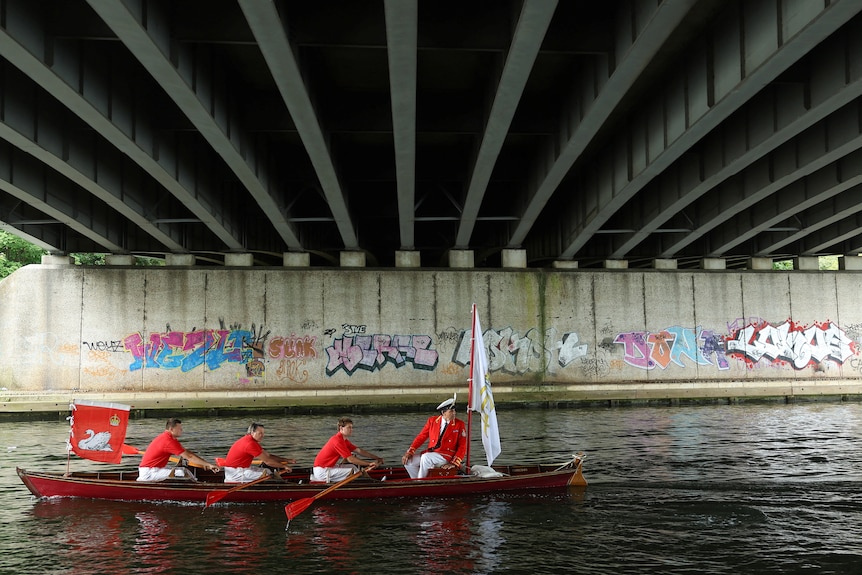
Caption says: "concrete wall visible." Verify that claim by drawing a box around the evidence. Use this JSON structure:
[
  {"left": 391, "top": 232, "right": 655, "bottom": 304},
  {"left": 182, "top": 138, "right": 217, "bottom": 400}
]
[{"left": 2, "top": 264, "right": 862, "bottom": 409}]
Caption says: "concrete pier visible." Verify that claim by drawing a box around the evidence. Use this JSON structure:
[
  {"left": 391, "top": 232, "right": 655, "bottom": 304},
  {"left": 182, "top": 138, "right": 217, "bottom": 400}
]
[{"left": 1, "top": 264, "right": 861, "bottom": 418}]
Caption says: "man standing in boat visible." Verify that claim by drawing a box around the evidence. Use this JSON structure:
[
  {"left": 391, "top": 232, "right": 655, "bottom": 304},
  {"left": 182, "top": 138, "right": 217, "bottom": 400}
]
[
  {"left": 137, "top": 418, "right": 220, "bottom": 481},
  {"left": 223, "top": 422, "right": 297, "bottom": 483},
  {"left": 312, "top": 417, "right": 384, "bottom": 482},
  {"left": 402, "top": 396, "right": 467, "bottom": 478}
]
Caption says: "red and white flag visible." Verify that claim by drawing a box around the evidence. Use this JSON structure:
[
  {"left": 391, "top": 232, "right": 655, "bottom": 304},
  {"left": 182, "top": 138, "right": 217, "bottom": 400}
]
[
  {"left": 68, "top": 400, "right": 130, "bottom": 464},
  {"left": 470, "top": 305, "right": 501, "bottom": 466}
]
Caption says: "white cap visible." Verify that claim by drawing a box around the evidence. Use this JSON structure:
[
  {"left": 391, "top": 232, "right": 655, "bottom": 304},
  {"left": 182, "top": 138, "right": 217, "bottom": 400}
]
[{"left": 436, "top": 394, "right": 456, "bottom": 411}]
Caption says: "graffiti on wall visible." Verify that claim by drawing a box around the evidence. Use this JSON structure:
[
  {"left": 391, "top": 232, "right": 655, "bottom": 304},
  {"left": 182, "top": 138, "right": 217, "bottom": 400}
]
[
  {"left": 614, "top": 319, "right": 857, "bottom": 371},
  {"left": 268, "top": 333, "right": 317, "bottom": 384},
  {"left": 613, "top": 326, "right": 725, "bottom": 370},
  {"left": 324, "top": 334, "right": 439, "bottom": 376},
  {"left": 725, "top": 320, "right": 855, "bottom": 369},
  {"left": 451, "top": 326, "right": 588, "bottom": 375},
  {"left": 123, "top": 329, "right": 253, "bottom": 372}
]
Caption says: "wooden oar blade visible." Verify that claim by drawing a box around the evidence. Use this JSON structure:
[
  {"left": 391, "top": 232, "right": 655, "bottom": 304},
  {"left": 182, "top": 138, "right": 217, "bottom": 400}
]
[
  {"left": 284, "top": 497, "right": 314, "bottom": 520},
  {"left": 205, "top": 490, "right": 229, "bottom": 508}
]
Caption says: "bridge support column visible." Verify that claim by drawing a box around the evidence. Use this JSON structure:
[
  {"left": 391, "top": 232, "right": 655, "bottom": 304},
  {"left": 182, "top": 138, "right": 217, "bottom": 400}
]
[
  {"left": 748, "top": 257, "right": 773, "bottom": 270},
  {"left": 395, "top": 250, "right": 421, "bottom": 268},
  {"left": 501, "top": 249, "right": 527, "bottom": 268},
  {"left": 225, "top": 253, "right": 254, "bottom": 266},
  {"left": 106, "top": 255, "right": 134, "bottom": 266},
  {"left": 552, "top": 260, "right": 578, "bottom": 269},
  {"left": 283, "top": 252, "right": 310, "bottom": 267},
  {"left": 448, "top": 250, "right": 474, "bottom": 268},
  {"left": 40, "top": 254, "right": 73, "bottom": 265},
  {"left": 652, "top": 258, "right": 677, "bottom": 269},
  {"left": 604, "top": 260, "right": 628, "bottom": 269},
  {"left": 839, "top": 255, "right": 862, "bottom": 270},
  {"left": 701, "top": 258, "right": 726, "bottom": 270},
  {"left": 340, "top": 251, "right": 366, "bottom": 267},
  {"left": 166, "top": 254, "right": 195, "bottom": 266},
  {"left": 793, "top": 256, "right": 819, "bottom": 270}
]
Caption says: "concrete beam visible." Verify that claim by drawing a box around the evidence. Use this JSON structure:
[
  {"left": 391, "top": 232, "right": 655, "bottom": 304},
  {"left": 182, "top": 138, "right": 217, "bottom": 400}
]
[
  {"left": 238, "top": 0, "right": 357, "bottom": 249},
  {"left": 508, "top": 0, "right": 696, "bottom": 249},
  {"left": 619, "top": 18, "right": 862, "bottom": 259},
  {"left": 0, "top": 3, "right": 245, "bottom": 251},
  {"left": 456, "top": 0, "right": 557, "bottom": 248},
  {"left": 88, "top": 0, "right": 305, "bottom": 250},
  {"left": 384, "top": 0, "right": 418, "bottom": 250},
  {"left": 556, "top": 0, "right": 860, "bottom": 259}
]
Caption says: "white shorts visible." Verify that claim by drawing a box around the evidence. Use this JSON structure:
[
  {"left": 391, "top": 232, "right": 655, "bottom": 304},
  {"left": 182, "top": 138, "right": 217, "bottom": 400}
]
[
  {"left": 137, "top": 467, "right": 190, "bottom": 482},
  {"left": 311, "top": 465, "right": 356, "bottom": 483},
  {"left": 224, "top": 466, "right": 269, "bottom": 483}
]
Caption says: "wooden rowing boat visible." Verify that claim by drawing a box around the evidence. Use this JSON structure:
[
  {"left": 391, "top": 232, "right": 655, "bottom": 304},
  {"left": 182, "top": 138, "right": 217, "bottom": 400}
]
[{"left": 17, "top": 455, "right": 586, "bottom": 505}]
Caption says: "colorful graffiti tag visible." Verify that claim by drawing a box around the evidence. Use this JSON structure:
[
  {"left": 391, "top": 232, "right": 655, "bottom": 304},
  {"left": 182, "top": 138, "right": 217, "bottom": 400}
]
[
  {"left": 614, "top": 320, "right": 857, "bottom": 371},
  {"left": 123, "top": 329, "right": 254, "bottom": 372},
  {"left": 324, "top": 334, "right": 439, "bottom": 375},
  {"left": 725, "top": 320, "right": 856, "bottom": 369}
]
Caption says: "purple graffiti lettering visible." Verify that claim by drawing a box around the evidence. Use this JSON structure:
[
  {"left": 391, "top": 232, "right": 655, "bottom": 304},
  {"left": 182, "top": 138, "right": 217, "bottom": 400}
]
[
  {"left": 700, "top": 330, "right": 729, "bottom": 370},
  {"left": 614, "top": 332, "right": 653, "bottom": 369},
  {"left": 324, "top": 334, "right": 439, "bottom": 376}
]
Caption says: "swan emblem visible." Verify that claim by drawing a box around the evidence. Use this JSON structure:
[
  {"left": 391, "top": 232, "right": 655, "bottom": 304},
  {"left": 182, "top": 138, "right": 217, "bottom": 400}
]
[{"left": 77, "top": 429, "right": 113, "bottom": 452}]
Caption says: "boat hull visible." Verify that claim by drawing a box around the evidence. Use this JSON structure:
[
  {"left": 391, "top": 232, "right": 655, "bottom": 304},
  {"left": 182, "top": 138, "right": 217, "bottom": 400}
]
[{"left": 17, "top": 459, "right": 586, "bottom": 504}]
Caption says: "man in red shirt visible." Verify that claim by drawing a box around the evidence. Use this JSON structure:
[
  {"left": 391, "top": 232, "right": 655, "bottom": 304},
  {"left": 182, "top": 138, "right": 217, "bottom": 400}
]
[
  {"left": 137, "top": 418, "right": 220, "bottom": 481},
  {"left": 401, "top": 396, "right": 467, "bottom": 478},
  {"left": 312, "top": 417, "right": 383, "bottom": 482},
  {"left": 223, "top": 422, "right": 297, "bottom": 483}
]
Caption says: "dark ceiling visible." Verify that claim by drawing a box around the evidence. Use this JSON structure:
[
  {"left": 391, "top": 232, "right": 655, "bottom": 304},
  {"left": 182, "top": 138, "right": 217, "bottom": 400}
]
[{"left": 2, "top": 0, "right": 862, "bottom": 268}]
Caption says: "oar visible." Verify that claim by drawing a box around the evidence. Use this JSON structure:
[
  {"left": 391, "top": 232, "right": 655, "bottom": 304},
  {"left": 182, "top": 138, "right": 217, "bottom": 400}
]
[
  {"left": 204, "top": 469, "right": 287, "bottom": 508},
  {"left": 284, "top": 470, "right": 363, "bottom": 524}
]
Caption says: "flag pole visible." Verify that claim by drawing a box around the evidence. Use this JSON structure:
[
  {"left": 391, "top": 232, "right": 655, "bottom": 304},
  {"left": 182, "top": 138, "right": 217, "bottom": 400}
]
[{"left": 466, "top": 303, "right": 476, "bottom": 469}]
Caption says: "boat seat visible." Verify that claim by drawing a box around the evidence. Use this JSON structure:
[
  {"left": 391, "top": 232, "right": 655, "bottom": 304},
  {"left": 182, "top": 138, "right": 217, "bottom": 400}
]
[{"left": 427, "top": 467, "right": 458, "bottom": 478}]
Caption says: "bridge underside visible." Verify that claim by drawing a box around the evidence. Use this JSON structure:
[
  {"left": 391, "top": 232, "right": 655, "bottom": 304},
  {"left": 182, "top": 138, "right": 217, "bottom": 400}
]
[{"left": 2, "top": 0, "right": 862, "bottom": 269}]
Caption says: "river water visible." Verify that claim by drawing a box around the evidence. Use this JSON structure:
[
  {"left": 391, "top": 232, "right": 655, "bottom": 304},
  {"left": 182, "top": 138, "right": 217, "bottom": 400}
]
[{"left": 0, "top": 401, "right": 860, "bottom": 574}]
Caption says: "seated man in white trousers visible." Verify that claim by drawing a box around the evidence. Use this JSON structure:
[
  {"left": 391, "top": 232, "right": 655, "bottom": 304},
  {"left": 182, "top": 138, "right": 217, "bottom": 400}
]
[{"left": 402, "top": 396, "right": 467, "bottom": 478}]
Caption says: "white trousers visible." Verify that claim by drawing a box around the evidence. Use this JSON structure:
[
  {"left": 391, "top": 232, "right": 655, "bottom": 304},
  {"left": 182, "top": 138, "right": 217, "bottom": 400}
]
[
  {"left": 137, "top": 467, "right": 189, "bottom": 482},
  {"left": 404, "top": 451, "right": 447, "bottom": 478},
  {"left": 224, "top": 466, "right": 269, "bottom": 484},
  {"left": 312, "top": 464, "right": 356, "bottom": 483}
]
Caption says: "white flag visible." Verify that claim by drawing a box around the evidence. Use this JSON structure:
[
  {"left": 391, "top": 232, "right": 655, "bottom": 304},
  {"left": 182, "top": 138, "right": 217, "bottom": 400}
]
[{"left": 470, "top": 307, "right": 501, "bottom": 466}]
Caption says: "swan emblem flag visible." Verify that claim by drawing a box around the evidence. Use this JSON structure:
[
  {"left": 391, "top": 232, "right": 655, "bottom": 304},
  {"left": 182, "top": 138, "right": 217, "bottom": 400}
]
[{"left": 68, "top": 400, "right": 131, "bottom": 464}]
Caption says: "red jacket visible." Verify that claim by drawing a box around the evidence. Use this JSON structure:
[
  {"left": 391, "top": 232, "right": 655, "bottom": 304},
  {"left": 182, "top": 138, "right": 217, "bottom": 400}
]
[{"left": 407, "top": 415, "right": 467, "bottom": 466}]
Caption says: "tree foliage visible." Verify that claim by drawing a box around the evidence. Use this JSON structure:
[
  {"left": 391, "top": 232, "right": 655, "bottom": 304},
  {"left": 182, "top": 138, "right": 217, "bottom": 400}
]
[
  {"left": 0, "top": 231, "right": 165, "bottom": 279},
  {"left": 0, "top": 231, "right": 46, "bottom": 278}
]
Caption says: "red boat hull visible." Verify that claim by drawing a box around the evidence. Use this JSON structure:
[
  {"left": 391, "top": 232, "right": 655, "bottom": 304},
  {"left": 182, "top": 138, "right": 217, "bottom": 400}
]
[{"left": 17, "top": 459, "right": 586, "bottom": 504}]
